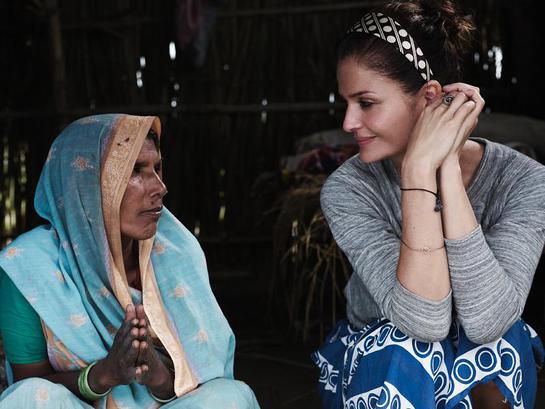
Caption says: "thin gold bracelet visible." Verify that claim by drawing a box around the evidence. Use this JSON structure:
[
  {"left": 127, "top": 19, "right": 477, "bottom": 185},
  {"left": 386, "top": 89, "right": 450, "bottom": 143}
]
[{"left": 400, "top": 238, "right": 445, "bottom": 253}]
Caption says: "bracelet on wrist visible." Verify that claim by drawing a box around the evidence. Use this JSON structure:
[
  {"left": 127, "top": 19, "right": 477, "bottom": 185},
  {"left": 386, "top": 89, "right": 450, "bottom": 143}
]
[
  {"left": 150, "top": 390, "right": 177, "bottom": 403},
  {"left": 400, "top": 187, "right": 442, "bottom": 212},
  {"left": 400, "top": 238, "right": 445, "bottom": 253},
  {"left": 77, "top": 361, "right": 111, "bottom": 401}
]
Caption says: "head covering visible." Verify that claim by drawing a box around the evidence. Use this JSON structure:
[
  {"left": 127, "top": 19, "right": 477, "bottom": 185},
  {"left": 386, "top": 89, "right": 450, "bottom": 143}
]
[
  {"left": 0, "top": 114, "right": 236, "bottom": 407},
  {"left": 348, "top": 11, "right": 434, "bottom": 81}
]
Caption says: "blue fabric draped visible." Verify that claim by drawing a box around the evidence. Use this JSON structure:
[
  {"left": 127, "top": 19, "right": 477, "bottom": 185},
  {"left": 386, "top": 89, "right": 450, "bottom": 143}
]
[
  {"left": 0, "top": 114, "right": 259, "bottom": 408},
  {"left": 313, "top": 318, "right": 543, "bottom": 409}
]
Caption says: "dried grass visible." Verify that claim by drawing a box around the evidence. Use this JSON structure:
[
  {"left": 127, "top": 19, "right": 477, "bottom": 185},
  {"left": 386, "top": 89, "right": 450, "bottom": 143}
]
[{"left": 270, "top": 174, "right": 350, "bottom": 344}]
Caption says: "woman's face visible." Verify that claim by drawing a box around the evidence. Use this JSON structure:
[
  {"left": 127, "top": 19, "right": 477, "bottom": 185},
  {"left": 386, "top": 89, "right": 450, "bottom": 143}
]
[
  {"left": 119, "top": 137, "right": 167, "bottom": 241},
  {"left": 337, "top": 57, "right": 421, "bottom": 163}
]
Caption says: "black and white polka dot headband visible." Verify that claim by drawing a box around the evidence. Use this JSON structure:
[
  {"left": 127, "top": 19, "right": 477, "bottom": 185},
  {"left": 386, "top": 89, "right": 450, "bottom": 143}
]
[{"left": 348, "top": 12, "right": 434, "bottom": 82}]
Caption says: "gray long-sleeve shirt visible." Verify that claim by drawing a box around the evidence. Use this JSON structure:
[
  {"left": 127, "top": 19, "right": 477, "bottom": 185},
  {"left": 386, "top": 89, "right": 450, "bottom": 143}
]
[{"left": 321, "top": 138, "right": 545, "bottom": 343}]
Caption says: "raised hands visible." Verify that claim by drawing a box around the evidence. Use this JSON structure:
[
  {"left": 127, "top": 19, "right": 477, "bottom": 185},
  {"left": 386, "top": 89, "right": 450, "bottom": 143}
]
[
  {"left": 89, "top": 304, "right": 174, "bottom": 399},
  {"left": 89, "top": 304, "right": 142, "bottom": 391},
  {"left": 133, "top": 304, "right": 175, "bottom": 399},
  {"left": 441, "top": 82, "right": 484, "bottom": 161},
  {"left": 403, "top": 81, "right": 484, "bottom": 172}
]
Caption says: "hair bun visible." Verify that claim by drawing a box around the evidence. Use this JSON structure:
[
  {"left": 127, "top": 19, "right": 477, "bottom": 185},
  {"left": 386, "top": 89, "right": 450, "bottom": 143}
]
[
  {"left": 384, "top": 0, "right": 475, "bottom": 79},
  {"left": 420, "top": 0, "right": 475, "bottom": 54}
]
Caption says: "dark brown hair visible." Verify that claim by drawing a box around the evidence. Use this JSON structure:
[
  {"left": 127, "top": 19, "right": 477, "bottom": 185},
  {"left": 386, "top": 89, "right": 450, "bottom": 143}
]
[{"left": 338, "top": 0, "right": 475, "bottom": 94}]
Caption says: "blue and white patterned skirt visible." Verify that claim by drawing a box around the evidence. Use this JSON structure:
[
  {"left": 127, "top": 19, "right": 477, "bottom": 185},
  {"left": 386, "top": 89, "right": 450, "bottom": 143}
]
[{"left": 312, "top": 318, "right": 544, "bottom": 409}]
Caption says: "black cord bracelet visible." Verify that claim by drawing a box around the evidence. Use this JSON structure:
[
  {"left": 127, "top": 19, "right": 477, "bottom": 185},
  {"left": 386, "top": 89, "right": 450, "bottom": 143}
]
[{"left": 400, "top": 187, "right": 443, "bottom": 212}]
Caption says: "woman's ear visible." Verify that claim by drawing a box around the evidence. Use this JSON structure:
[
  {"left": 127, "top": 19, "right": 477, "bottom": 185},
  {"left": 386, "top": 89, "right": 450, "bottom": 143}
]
[{"left": 420, "top": 80, "right": 442, "bottom": 106}]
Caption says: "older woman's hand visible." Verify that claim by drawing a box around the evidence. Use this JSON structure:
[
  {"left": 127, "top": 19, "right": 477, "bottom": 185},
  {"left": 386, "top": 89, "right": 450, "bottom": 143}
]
[
  {"left": 133, "top": 305, "right": 175, "bottom": 399},
  {"left": 88, "top": 304, "right": 143, "bottom": 392}
]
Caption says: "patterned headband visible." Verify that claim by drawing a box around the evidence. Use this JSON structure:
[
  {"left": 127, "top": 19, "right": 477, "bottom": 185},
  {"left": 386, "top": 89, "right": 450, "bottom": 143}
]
[{"left": 348, "top": 12, "right": 434, "bottom": 81}]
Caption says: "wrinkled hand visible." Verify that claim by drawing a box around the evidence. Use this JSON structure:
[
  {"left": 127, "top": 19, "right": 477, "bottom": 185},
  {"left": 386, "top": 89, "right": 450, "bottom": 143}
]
[
  {"left": 90, "top": 304, "right": 174, "bottom": 398},
  {"left": 133, "top": 305, "right": 175, "bottom": 399},
  {"left": 90, "top": 304, "right": 142, "bottom": 391},
  {"left": 404, "top": 82, "right": 483, "bottom": 171}
]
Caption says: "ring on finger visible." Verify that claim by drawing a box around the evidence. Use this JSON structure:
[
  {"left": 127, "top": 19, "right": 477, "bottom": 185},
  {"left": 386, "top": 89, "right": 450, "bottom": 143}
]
[{"left": 442, "top": 93, "right": 456, "bottom": 106}]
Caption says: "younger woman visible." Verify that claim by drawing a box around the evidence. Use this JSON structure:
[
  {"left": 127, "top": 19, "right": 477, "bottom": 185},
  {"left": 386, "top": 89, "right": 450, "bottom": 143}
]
[{"left": 313, "top": 1, "right": 545, "bottom": 408}]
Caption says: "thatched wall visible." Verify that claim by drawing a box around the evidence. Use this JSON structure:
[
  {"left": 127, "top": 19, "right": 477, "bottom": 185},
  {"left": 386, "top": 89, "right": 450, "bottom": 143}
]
[{"left": 1, "top": 0, "right": 544, "bottom": 286}]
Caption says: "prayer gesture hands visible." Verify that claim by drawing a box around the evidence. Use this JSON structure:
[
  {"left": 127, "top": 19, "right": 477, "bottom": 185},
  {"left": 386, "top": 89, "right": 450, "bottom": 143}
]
[
  {"left": 404, "top": 81, "right": 484, "bottom": 171},
  {"left": 133, "top": 305, "right": 175, "bottom": 398},
  {"left": 90, "top": 304, "right": 175, "bottom": 399}
]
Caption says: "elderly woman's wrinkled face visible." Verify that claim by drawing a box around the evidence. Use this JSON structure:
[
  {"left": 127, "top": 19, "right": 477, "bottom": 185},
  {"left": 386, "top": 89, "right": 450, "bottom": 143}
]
[{"left": 120, "top": 137, "right": 167, "bottom": 241}]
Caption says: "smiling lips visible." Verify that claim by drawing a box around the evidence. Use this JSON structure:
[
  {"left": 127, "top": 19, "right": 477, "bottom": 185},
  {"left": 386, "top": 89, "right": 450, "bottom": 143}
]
[{"left": 355, "top": 136, "right": 376, "bottom": 147}]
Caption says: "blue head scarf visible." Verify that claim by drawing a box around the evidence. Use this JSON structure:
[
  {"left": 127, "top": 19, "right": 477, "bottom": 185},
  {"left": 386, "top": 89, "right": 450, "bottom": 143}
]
[{"left": 0, "top": 114, "right": 236, "bottom": 407}]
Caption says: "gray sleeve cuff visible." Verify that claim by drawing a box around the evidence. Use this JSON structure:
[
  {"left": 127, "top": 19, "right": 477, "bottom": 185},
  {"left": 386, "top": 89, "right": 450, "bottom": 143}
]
[
  {"left": 444, "top": 224, "right": 520, "bottom": 344},
  {"left": 386, "top": 280, "right": 452, "bottom": 342},
  {"left": 444, "top": 224, "right": 483, "bottom": 256}
]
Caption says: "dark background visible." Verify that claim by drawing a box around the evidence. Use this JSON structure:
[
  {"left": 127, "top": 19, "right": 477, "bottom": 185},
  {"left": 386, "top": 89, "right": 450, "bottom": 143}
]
[{"left": 1, "top": 0, "right": 545, "bottom": 407}]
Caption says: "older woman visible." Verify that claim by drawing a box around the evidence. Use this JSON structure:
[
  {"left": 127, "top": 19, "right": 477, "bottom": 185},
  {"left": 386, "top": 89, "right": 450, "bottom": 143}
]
[{"left": 0, "top": 114, "right": 260, "bottom": 408}]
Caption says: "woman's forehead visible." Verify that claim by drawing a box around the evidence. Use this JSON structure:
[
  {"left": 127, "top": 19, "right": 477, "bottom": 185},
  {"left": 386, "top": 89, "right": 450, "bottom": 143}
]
[
  {"left": 137, "top": 138, "right": 161, "bottom": 160},
  {"left": 338, "top": 60, "right": 402, "bottom": 98}
]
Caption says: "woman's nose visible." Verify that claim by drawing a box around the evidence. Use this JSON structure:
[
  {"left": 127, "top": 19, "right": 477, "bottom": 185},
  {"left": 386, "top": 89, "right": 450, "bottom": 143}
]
[
  {"left": 151, "top": 173, "right": 167, "bottom": 199},
  {"left": 342, "top": 105, "right": 363, "bottom": 133}
]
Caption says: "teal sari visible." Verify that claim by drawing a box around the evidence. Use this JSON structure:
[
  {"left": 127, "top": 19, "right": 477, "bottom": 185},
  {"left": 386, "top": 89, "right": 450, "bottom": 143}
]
[{"left": 0, "top": 114, "right": 259, "bottom": 408}]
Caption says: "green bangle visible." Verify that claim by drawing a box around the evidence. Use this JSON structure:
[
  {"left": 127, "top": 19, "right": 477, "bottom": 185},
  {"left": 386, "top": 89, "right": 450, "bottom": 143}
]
[
  {"left": 77, "top": 362, "right": 111, "bottom": 401},
  {"left": 150, "top": 390, "right": 177, "bottom": 403}
]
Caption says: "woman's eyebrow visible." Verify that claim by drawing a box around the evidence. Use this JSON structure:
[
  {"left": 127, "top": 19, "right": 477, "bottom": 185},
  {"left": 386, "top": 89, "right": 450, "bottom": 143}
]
[
  {"left": 348, "top": 91, "right": 375, "bottom": 98},
  {"left": 338, "top": 90, "right": 376, "bottom": 100}
]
